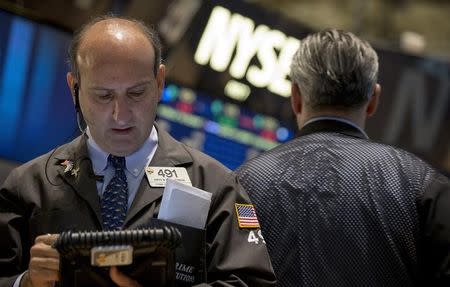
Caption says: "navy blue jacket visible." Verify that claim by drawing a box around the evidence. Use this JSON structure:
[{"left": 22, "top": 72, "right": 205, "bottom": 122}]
[{"left": 237, "top": 119, "right": 450, "bottom": 286}]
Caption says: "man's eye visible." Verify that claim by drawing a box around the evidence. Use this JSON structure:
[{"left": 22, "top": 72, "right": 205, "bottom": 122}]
[
  {"left": 96, "top": 93, "right": 113, "bottom": 102},
  {"left": 128, "top": 91, "right": 145, "bottom": 99}
]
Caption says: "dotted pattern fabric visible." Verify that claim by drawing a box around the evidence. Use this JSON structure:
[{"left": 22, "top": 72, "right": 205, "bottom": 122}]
[
  {"left": 237, "top": 132, "right": 435, "bottom": 287},
  {"left": 101, "top": 155, "right": 128, "bottom": 230}
]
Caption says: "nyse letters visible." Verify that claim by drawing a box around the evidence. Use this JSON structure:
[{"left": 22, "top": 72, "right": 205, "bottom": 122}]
[{"left": 194, "top": 6, "right": 300, "bottom": 98}]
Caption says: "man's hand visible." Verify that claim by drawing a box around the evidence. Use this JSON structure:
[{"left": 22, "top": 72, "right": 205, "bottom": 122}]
[
  {"left": 110, "top": 266, "right": 142, "bottom": 287},
  {"left": 21, "top": 233, "right": 60, "bottom": 287}
]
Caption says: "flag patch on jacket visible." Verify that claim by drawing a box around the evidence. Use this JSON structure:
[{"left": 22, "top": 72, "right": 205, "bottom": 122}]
[{"left": 235, "top": 203, "right": 260, "bottom": 229}]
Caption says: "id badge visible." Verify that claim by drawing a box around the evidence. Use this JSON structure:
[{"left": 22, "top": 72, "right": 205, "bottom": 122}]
[{"left": 145, "top": 167, "right": 192, "bottom": 187}]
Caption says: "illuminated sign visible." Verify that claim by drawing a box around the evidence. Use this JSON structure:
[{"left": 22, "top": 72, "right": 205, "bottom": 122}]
[{"left": 194, "top": 6, "right": 300, "bottom": 99}]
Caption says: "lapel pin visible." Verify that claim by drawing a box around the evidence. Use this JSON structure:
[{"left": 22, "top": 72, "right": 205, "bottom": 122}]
[
  {"left": 60, "top": 159, "right": 79, "bottom": 178},
  {"left": 60, "top": 160, "right": 74, "bottom": 173},
  {"left": 71, "top": 167, "right": 80, "bottom": 177}
]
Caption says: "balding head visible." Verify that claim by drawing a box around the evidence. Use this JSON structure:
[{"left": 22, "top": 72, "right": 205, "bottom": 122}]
[
  {"left": 65, "top": 15, "right": 166, "bottom": 156},
  {"left": 68, "top": 15, "right": 161, "bottom": 83}
]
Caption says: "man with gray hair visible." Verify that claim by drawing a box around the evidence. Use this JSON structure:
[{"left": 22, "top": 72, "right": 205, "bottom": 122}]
[{"left": 237, "top": 28, "right": 450, "bottom": 286}]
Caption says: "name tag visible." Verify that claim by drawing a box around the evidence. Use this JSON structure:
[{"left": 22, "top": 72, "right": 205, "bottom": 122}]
[{"left": 145, "top": 167, "right": 192, "bottom": 187}]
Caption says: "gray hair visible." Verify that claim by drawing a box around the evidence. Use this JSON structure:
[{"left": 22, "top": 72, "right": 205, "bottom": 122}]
[
  {"left": 290, "top": 28, "right": 378, "bottom": 109},
  {"left": 68, "top": 15, "right": 162, "bottom": 83}
]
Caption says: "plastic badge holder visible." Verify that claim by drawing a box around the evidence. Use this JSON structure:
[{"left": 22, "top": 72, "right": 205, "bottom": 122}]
[{"left": 54, "top": 226, "right": 181, "bottom": 287}]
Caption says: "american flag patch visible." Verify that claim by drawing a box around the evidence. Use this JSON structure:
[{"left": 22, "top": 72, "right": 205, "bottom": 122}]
[{"left": 235, "top": 203, "right": 260, "bottom": 229}]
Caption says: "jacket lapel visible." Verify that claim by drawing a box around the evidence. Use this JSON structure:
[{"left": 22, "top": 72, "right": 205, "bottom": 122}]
[
  {"left": 124, "top": 126, "right": 193, "bottom": 227},
  {"left": 54, "top": 135, "right": 103, "bottom": 228}
]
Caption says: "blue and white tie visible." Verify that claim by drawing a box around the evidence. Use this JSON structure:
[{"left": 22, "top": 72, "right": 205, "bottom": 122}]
[{"left": 101, "top": 155, "right": 128, "bottom": 230}]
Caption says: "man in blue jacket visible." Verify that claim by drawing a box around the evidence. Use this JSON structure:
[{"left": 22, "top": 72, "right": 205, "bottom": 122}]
[{"left": 237, "top": 28, "right": 450, "bottom": 286}]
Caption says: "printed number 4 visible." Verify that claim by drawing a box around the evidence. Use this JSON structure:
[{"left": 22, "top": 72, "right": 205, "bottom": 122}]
[{"left": 248, "top": 230, "right": 266, "bottom": 245}]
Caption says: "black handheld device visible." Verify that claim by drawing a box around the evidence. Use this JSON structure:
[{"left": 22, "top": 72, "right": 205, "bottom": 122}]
[{"left": 54, "top": 226, "right": 182, "bottom": 287}]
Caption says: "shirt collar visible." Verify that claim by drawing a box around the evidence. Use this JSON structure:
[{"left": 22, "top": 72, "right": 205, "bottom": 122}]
[
  {"left": 303, "top": 116, "right": 369, "bottom": 139},
  {"left": 86, "top": 126, "right": 158, "bottom": 177}
]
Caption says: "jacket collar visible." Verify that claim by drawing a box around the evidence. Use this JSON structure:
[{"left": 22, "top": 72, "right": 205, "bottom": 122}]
[
  {"left": 298, "top": 118, "right": 368, "bottom": 139},
  {"left": 149, "top": 123, "right": 193, "bottom": 167},
  {"left": 51, "top": 124, "right": 195, "bottom": 229},
  {"left": 125, "top": 124, "right": 194, "bottom": 226},
  {"left": 53, "top": 133, "right": 102, "bottom": 227}
]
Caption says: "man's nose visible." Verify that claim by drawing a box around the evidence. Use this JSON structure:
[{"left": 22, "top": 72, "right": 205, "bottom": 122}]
[{"left": 112, "top": 96, "right": 132, "bottom": 125}]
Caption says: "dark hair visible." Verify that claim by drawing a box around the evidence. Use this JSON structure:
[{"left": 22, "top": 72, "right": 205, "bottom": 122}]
[
  {"left": 290, "top": 28, "right": 378, "bottom": 110},
  {"left": 68, "top": 15, "right": 162, "bottom": 82}
]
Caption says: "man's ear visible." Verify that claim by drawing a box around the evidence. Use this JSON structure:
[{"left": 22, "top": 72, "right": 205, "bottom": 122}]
[
  {"left": 290, "top": 83, "right": 303, "bottom": 115},
  {"left": 156, "top": 64, "right": 166, "bottom": 101},
  {"left": 366, "top": 83, "right": 380, "bottom": 118},
  {"left": 66, "top": 72, "right": 77, "bottom": 106}
]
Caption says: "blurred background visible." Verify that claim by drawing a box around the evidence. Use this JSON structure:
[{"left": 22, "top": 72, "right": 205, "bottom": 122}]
[{"left": 0, "top": 0, "right": 449, "bottom": 184}]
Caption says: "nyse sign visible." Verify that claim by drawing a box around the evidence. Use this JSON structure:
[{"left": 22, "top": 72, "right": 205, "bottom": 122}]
[{"left": 194, "top": 6, "right": 300, "bottom": 98}]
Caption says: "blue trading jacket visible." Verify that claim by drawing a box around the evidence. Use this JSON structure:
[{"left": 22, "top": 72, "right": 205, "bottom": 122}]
[{"left": 237, "top": 119, "right": 450, "bottom": 287}]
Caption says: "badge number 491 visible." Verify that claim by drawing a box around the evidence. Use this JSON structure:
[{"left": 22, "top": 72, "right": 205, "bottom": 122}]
[
  {"left": 247, "top": 230, "right": 266, "bottom": 245},
  {"left": 158, "top": 168, "right": 178, "bottom": 178}
]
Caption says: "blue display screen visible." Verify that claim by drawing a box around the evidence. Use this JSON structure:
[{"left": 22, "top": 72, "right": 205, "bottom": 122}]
[
  {"left": 156, "top": 83, "right": 294, "bottom": 169},
  {"left": 0, "top": 9, "right": 294, "bottom": 169},
  {"left": 0, "top": 9, "right": 77, "bottom": 162}
]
